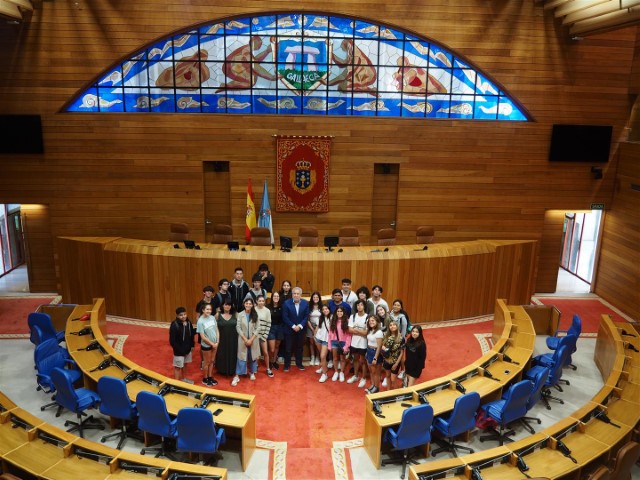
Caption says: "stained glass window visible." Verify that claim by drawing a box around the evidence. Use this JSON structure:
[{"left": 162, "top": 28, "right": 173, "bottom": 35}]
[{"left": 65, "top": 13, "right": 528, "bottom": 120}]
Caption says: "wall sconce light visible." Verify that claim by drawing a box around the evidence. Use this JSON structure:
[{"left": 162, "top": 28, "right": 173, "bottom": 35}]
[{"left": 591, "top": 166, "right": 603, "bottom": 179}]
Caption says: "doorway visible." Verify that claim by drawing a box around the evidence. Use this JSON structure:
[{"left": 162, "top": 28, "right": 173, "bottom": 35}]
[
  {"left": 556, "top": 210, "right": 603, "bottom": 293},
  {"left": 371, "top": 163, "right": 399, "bottom": 242},
  {"left": 203, "top": 161, "right": 231, "bottom": 242}
]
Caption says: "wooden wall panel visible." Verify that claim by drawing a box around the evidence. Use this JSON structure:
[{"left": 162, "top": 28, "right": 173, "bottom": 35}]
[
  {"left": 0, "top": 1, "right": 637, "bottom": 307},
  {"left": 58, "top": 238, "right": 535, "bottom": 322},
  {"left": 595, "top": 143, "right": 640, "bottom": 319},
  {"left": 536, "top": 210, "right": 566, "bottom": 293},
  {"left": 21, "top": 205, "right": 57, "bottom": 293}
]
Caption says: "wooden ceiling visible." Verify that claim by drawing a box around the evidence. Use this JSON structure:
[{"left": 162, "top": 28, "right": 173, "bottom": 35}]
[
  {"left": 1, "top": 1, "right": 639, "bottom": 37},
  {"left": 537, "top": 0, "right": 640, "bottom": 37},
  {"left": 0, "top": 0, "right": 32, "bottom": 22}
]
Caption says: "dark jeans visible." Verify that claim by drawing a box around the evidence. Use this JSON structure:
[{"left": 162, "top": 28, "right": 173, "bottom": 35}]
[{"left": 284, "top": 330, "right": 305, "bottom": 368}]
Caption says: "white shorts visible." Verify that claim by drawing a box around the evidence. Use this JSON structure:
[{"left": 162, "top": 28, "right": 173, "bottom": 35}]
[{"left": 173, "top": 351, "right": 192, "bottom": 368}]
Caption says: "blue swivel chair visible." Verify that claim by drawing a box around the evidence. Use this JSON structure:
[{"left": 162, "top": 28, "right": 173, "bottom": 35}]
[
  {"left": 381, "top": 403, "right": 434, "bottom": 479},
  {"left": 28, "top": 312, "right": 65, "bottom": 346},
  {"left": 35, "top": 338, "right": 82, "bottom": 414},
  {"left": 546, "top": 314, "right": 581, "bottom": 370},
  {"left": 479, "top": 379, "right": 533, "bottom": 445},
  {"left": 432, "top": 392, "right": 481, "bottom": 457},
  {"left": 526, "top": 344, "right": 571, "bottom": 410},
  {"left": 537, "top": 333, "right": 578, "bottom": 383},
  {"left": 50, "top": 367, "right": 104, "bottom": 438},
  {"left": 519, "top": 366, "right": 550, "bottom": 434},
  {"left": 97, "top": 376, "right": 139, "bottom": 449},
  {"left": 177, "top": 408, "right": 226, "bottom": 465},
  {"left": 137, "top": 391, "right": 178, "bottom": 459}
]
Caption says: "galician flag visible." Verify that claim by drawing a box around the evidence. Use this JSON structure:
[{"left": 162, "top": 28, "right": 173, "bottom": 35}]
[
  {"left": 245, "top": 178, "right": 256, "bottom": 243},
  {"left": 258, "top": 179, "right": 274, "bottom": 245}
]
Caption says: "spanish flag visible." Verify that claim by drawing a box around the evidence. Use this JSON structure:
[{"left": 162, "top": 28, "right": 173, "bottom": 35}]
[{"left": 245, "top": 177, "right": 256, "bottom": 243}]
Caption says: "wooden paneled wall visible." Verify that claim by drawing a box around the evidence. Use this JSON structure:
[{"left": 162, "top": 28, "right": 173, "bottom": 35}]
[
  {"left": 0, "top": 1, "right": 637, "bottom": 305},
  {"left": 595, "top": 143, "right": 640, "bottom": 319},
  {"left": 21, "top": 204, "right": 56, "bottom": 292}
]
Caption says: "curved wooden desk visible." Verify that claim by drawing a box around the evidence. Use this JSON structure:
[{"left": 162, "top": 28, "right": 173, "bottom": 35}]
[
  {"left": 363, "top": 299, "right": 536, "bottom": 469},
  {"left": 410, "top": 314, "right": 640, "bottom": 480},
  {"left": 64, "top": 299, "right": 256, "bottom": 472},
  {"left": 58, "top": 237, "right": 536, "bottom": 322},
  {"left": 0, "top": 393, "right": 228, "bottom": 480}
]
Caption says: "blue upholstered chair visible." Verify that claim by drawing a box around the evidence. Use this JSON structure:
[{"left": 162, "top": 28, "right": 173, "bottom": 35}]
[
  {"left": 519, "top": 366, "right": 550, "bottom": 434},
  {"left": 51, "top": 367, "right": 104, "bottom": 438},
  {"left": 546, "top": 314, "right": 581, "bottom": 370},
  {"left": 177, "top": 408, "right": 226, "bottom": 465},
  {"left": 479, "top": 379, "right": 533, "bottom": 445},
  {"left": 137, "top": 391, "right": 178, "bottom": 459},
  {"left": 431, "top": 392, "right": 481, "bottom": 457},
  {"left": 537, "top": 333, "right": 578, "bottom": 385},
  {"left": 381, "top": 403, "right": 434, "bottom": 479},
  {"left": 526, "top": 344, "right": 571, "bottom": 410},
  {"left": 35, "top": 339, "right": 82, "bottom": 414},
  {"left": 97, "top": 376, "right": 139, "bottom": 449},
  {"left": 28, "top": 312, "right": 65, "bottom": 346}
]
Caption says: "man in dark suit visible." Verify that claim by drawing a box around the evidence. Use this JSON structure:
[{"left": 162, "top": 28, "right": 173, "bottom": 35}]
[{"left": 282, "top": 286, "right": 309, "bottom": 371}]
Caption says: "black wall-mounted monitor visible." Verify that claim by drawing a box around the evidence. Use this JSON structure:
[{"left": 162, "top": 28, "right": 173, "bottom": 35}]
[
  {"left": 0, "top": 115, "right": 44, "bottom": 154},
  {"left": 548, "top": 124, "right": 612, "bottom": 163}
]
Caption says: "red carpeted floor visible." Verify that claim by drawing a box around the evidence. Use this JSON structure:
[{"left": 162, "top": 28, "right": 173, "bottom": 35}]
[
  {"left": 0, "top": 296, "right": 57, "bottom": 335},
  {"left": 533, "top": 296, "right": 632, "bottom": 334}
]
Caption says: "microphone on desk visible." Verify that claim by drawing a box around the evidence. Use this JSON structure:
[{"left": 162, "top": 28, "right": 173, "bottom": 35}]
[
  {"left": 625, "top": 342, "right": 639, "bottom": 353},
  {"left": 556, "top": 440, "right": 578, "bottom": 464},
  {"left": 595, "top": 408, "right": 621, "bottom": 428},
  {"left": 501, "top": 352, "right": 519, "bottom": 365},
  {"left": 454, "top": 380, "right": 466, "bottom": 394},
  {"left": 418, "top": 391, "right": 429, "bottom": 405},
  {"left": 482, "top": 368, "right": 500, "bottom": 382},
  {"left": 470, "top": 467, "right": 483, "bottom": 480},
  {"left": 516, "top": 454, "right": 530, "bottom": 477}
]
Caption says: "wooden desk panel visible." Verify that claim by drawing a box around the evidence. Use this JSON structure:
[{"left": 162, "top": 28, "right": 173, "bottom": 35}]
[
  {"left": 58, "top": 237, "right": 536, "bottom": 323},
  {"left": 67, "top": 299, "right": 256, "bottom": 472}
]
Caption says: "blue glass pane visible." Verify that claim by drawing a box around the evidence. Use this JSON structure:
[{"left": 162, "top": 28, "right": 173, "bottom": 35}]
[
  {"left": 65, "top": 12, "right": 528, "bottom": 121},
  {"left": 97, "top": 88, "right": 125, "bottom": 112}
]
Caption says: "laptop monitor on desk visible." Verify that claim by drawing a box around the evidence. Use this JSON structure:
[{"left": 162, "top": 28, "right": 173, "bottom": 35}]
[{"left": 323, "top": 236, "right": 338, "bottom": 249}]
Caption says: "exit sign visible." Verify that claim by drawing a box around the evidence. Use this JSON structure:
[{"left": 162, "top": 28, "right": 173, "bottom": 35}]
[{"left": 591, "top": 203, "right": 605, "bottom": 210}]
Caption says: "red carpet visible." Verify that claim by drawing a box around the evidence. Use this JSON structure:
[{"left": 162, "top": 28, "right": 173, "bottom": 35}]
[
  {"left": 108, "top": 318, "right": 492, "bottom": 445},
  {"left": 0, "top": 296, "right": 58, "bottom": 335},
  {"left": 533, "top": 296, "right": 633, "bottom": 334}
]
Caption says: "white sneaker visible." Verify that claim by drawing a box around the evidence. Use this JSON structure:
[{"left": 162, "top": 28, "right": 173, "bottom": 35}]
[
  {"left": 347, "top": 375, "right": 359, "bottom": 384},
  {"left": 398, "top": 370, "right": 405, "bottom": 379},
  {"left": 315, "top": 367, "right": 323, "bottom": 374},
  {"left": 339, "top": 372, "right": 345, "bottom": 382},
  {"left": 332, "top": 371, "right": 339, "bottom": 382},
  {"left": 231, "top": 376, "right": 240, "bottom": 387},
  {"left": 327, "top": 360, "right": 334, "bottom": 369},
  {"left": 358, "top": 378, "right": 367, "bottom": 388},
  {"left": 310, "top": 356, "right": 315, "bottom": 365},
  {"left": 382, "top": 378, "right": 388, "bottom": 387},
  {"left": 319, "top": 373, "right": 328, "bottom": 383},
  {"left": 314, "top": 358, "right": 320, "bottom": 366},
  {"left": 250, "top": 373, "right": 256, "bottom": 381}
]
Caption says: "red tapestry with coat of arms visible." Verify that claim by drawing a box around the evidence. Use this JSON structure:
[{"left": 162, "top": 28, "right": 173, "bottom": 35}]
[{"left": 276, "top": 136, "right": 331, "bottom": 212}]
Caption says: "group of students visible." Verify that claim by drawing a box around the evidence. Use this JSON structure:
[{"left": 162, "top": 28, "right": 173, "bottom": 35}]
[{"left": 169, "top": 264, "right": 427, "bottom": 394}]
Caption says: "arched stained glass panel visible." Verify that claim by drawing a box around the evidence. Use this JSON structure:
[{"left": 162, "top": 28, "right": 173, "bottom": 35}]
[{"left": 65, "top": 13, "right": 528, "bottom": 121}]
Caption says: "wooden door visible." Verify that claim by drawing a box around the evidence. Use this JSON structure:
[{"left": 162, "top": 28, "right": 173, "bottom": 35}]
[
  {"left": 371, "top": 163, "right": 399, "bottom": 241},
  {"left": 203, "top": 161, "right": 231, "bottom": 241}
]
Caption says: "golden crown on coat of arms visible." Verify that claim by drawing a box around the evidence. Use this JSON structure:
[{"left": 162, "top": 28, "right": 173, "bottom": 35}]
[{"left": 296, "top": 159, "right": 311, "bottom": 171}]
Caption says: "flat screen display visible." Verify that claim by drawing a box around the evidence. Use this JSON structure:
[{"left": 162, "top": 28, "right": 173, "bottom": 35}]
[
  {"left": 548, "top": 124, "right": 612, "bottom": 163},
  {"left": 0, "top": 115, "right": 44, "bottom": 154}
]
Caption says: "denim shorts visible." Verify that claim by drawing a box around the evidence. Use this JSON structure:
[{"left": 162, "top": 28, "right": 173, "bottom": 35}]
[
  {"left": 267, "top": 324, "right": 284, "bottom": 341},
  {"left": 366, "top": 347, "right": 377, "bottom": 365},
  {"left": 315, "top": 338, "right": 328, "bottom": 346},
  {"left": 330, "top": 340, "right": 346, "bottom": 351}
]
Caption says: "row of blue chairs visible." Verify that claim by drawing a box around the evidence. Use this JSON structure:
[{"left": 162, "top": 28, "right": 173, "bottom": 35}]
[
  {"left": 380, "top": 315, "right": 582, "bottom": 478},
  {"left": 33, "top": 335, "right": 226, "bottom": 464}
]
